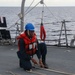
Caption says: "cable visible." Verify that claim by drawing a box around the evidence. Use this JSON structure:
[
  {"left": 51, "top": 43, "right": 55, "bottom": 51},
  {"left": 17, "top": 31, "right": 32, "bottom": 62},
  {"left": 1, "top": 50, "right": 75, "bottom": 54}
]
[
  {"left": 25, "top": 0, "right": 35, "bottom": 13},
  {"left": 44, "top": 3, "right": 63, "bottom": 21},
  {"left": 24, "top": 1, "right": 40, "bottom": 16},
  {"left": 8, "top": 1, "right": 40, "bottom": 29},
  {"left": 41, "top": 3, "right": 44, "bottom": 23}
]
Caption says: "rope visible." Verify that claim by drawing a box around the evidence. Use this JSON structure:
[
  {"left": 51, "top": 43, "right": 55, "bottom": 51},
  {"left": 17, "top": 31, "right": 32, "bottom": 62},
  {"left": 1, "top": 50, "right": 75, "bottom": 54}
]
[
  {"left": 24, "top": 1, "right": 40, "bottom": 16},
  {"left": 40, "top": 2, "right": 46, "bottom": 41},
  {"left": 41, "top": 3, "right": 44, "bottom": 23},
  {"left": 40, "top": 22, "right": 46, "bottom": 41},
  {"left": 44, "top": 3, "right": 63, "bottom": 21},
  {"left": 25, "top": 0, "right": 35, "bottom": 12}
]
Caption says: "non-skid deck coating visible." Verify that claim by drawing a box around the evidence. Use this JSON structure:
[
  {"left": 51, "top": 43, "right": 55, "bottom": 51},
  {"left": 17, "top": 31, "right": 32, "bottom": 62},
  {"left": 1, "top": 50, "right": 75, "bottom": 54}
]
[{"left": 0, "top": 45, "right": 75, "bottom": 75}]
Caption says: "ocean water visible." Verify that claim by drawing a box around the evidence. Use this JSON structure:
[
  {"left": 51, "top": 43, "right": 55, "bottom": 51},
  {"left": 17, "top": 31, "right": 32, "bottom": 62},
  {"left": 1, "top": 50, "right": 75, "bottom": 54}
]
[{"left": 0, "top": 7, "right": 75, "bottom": 45}]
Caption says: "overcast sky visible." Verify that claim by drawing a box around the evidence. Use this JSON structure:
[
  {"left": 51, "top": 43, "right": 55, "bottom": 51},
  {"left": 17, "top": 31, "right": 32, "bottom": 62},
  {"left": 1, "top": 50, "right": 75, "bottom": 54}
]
[{"left": 0, "top": 0, "right": 75, "bottom": 7}]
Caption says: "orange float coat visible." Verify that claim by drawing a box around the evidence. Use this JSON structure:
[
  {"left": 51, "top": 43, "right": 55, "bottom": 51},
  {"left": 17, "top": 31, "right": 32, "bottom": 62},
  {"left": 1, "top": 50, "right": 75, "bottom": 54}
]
[{"left": 17, "top": 32, "right": 37, "bottom": 55}]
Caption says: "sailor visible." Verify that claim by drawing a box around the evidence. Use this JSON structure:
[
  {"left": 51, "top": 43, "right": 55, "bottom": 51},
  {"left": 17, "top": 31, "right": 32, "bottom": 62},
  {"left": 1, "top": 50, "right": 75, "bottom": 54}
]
[{"left": 17, "top": 23, "right": 48, "bottom": 71}]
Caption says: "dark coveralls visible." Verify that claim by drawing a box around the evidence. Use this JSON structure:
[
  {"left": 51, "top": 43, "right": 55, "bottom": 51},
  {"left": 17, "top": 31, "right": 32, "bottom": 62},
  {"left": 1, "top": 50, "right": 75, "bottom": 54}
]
[{"left": 17, "top": 39, "right": 47, "bottom": 70}]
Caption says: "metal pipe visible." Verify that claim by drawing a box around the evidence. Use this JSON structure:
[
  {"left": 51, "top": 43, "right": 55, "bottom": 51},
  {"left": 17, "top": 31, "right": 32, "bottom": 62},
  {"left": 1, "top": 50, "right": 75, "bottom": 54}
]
[{"left": 21, "top": 0, "right": 26, "bottom": 32}]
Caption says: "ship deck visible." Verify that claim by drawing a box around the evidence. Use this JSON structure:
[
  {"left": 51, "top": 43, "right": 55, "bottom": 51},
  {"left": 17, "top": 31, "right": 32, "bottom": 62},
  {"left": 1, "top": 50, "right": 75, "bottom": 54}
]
[{"left": 0, "top": 45, "right": 75, "bottom": 75}]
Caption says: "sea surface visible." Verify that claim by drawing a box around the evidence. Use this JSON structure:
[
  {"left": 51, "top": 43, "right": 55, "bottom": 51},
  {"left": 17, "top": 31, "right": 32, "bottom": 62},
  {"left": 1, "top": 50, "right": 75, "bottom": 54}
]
[{"left": 0, "top": 7, "right": 75, "bottom": 45}]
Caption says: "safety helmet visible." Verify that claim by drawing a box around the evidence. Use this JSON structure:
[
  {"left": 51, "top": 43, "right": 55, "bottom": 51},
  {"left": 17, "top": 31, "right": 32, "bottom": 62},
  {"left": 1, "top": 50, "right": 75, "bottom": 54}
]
[{"left": 25, "top": 23, "right": 35, "bottom": 31}]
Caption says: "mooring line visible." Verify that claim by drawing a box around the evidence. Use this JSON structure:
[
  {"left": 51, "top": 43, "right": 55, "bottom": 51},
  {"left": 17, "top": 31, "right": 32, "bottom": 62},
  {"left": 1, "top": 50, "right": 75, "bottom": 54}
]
[
  {"left": 33, "top": 65, "right": 75, "bottom": 75},
  {"left": 26, "top": 69, "right": 46, "bottom": 75},
  {"left": 6, "top": 71, "right": 20, "bottom": 75}
]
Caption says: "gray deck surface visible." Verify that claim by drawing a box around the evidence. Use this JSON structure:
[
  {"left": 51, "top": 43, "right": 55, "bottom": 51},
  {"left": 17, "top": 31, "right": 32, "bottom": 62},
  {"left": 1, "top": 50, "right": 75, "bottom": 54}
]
[{"left": 0, "top": 45, "right": 75, "bottom": 75}]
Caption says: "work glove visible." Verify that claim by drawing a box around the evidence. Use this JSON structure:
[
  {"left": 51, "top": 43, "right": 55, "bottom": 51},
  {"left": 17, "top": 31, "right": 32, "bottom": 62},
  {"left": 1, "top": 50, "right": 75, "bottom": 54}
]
[
  {"left": 39, "top": 59, "right": 44, "bottom": 68},
  {"left": 31, "top": 58, "right": 38, "bottom": 64}
]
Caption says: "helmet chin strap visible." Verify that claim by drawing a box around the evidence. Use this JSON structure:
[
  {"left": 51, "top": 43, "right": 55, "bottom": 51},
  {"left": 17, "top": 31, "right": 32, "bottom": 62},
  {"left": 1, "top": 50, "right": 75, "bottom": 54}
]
[
  {"left": 27, "top": 30, "right": 30, "bottom": 36},
  {"left": 27, "top": 30, "right": 34, "bottom": 38}
]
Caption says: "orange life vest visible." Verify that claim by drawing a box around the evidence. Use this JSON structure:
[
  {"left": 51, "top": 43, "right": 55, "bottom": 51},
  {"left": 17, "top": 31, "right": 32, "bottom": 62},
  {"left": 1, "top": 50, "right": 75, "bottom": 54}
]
[{"left": 17, "top": 32, "right": 37, "bottom": 55}]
